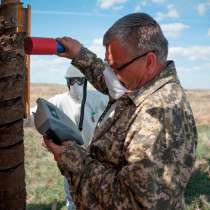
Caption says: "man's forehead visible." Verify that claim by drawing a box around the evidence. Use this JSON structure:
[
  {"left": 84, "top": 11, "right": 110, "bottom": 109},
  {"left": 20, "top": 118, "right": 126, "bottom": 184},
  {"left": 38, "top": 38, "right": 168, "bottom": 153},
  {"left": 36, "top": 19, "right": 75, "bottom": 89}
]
[
  {"left": 106, "top": 40, "right": 124, "bottom": 58},
  {"left": 106, "top": 40, "right": 124, "bottom": 52},
  {"left": 105, "top": 40, "right": 129, "bottom": 62}
]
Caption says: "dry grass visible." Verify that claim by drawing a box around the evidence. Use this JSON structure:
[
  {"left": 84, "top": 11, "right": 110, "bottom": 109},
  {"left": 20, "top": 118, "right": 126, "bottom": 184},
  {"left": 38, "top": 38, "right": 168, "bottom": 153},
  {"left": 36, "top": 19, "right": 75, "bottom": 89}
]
[
  {"left": 30, "top": 83, "right": 67, "bottom": 107},
  {"left": 29, "top": 84, "right": 210, "bottom": 125},
  {"left": 186, "top": 90, "right": 210, "bottom": 125}
]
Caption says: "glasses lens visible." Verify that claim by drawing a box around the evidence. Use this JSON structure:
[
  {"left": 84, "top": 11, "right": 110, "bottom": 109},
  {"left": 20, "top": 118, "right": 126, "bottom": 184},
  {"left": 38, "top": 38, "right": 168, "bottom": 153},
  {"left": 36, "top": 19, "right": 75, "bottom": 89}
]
[
  {"left": 76, "top": 77, "right": 85, "bottom": 85},
  {"left": 68, "top": 77, "right": 85, "bottom": 86},
  {"left": 68, "top": 78, "right": 75, "bottom": 86}
]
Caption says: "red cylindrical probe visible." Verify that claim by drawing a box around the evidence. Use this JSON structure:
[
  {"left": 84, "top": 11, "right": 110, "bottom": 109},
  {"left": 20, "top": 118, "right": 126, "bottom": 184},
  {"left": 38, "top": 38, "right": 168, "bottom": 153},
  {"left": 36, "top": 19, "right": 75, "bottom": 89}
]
[{"left": 24, "top": 37, "right": 64, "bottom": 55}]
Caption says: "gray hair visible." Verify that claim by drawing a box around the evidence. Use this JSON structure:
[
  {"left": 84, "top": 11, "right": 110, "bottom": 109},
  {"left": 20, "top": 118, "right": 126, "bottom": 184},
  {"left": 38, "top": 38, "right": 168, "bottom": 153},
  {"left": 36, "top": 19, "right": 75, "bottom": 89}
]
[{"left": 103, "top": 13, "right": 168, "bottom": 64}]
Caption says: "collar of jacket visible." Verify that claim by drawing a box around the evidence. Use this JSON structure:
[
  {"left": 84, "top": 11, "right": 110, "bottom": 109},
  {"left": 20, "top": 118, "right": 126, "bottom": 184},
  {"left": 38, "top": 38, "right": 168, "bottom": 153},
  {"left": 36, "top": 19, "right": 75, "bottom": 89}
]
[{"left": 128, "top": 60, "right": 179, "bottom": 107}]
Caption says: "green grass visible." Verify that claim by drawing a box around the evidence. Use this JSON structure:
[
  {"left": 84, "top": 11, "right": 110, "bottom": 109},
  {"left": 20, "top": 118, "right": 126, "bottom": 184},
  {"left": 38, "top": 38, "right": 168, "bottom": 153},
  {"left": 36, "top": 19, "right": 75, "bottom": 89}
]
[
  {"left": 24, "top": 125, "right": 210, "bottom": 210},
  {"left": 185, "top": 125, "right": 210, "bottom": 210},
  {"left": 196, "top": 125, "right": 210, "bottom": 160},
  {"left": 24, "top": 128, "right": 66, "bottom": 210},
  {"left": 185, "top": 170, "right": 210, "bottom": 210}
]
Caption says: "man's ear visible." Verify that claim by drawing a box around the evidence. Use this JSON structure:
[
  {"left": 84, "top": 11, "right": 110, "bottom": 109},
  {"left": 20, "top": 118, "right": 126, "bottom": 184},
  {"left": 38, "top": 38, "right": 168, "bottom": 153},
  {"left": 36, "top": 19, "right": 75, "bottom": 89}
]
[{"left": 146, "top": 52, "right": 157, "bottom": 75}]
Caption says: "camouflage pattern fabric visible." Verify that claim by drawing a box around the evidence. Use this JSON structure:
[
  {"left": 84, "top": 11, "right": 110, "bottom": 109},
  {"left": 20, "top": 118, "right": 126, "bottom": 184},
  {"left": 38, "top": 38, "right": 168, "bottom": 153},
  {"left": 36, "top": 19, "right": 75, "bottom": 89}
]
[{"left": 57, "top": 47, "right": 197, "bottom": 210}]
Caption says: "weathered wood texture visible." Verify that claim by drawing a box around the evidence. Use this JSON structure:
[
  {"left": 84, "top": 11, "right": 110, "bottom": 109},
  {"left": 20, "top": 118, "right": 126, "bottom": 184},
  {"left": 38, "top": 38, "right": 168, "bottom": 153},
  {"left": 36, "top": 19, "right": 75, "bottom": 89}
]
[{"left": 0, "top": 16, "right": 26, "bottom": 210}]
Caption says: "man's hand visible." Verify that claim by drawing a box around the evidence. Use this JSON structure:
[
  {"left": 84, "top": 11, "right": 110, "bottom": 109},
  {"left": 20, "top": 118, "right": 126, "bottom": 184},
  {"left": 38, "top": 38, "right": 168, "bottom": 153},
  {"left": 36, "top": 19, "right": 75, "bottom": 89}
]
[
  {"left": 43, "top": 136, "right": 66, "bottom": 161},
  {"left": 56, "top": 37, "right": 81, "bottom": 59}
]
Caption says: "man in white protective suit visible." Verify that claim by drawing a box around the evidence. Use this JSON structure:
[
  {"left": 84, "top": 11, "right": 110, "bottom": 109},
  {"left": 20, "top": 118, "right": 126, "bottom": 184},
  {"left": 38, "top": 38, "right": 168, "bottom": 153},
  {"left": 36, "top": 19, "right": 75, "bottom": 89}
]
[{"left": 29, "top": 66, "right": 108, "bottom": 210}]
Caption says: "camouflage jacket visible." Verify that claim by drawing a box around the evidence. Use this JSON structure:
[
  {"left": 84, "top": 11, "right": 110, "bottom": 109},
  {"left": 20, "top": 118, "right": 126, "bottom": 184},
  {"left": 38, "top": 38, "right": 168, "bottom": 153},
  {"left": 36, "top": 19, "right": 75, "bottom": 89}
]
[{"left": 58, "top": 47, "right": 197, "bottom": 210}]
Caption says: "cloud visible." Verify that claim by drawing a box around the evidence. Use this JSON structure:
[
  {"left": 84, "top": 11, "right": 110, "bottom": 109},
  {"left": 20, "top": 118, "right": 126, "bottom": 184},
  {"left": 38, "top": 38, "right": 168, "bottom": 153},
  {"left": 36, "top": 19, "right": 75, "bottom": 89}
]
[
  {"left": 134, "top": 1, "right": 148, "bottom": 12},
  {"left": 134, "top": 4, "right": 142, "bottom": 12},
  {"left": 30, "top": 44, "right": 210, "bottom": 89},
  {"left": 31, "top": 56, "right": 69, "bottom": 84},
  {"left": 112, "top": 5, "right": 124, "bottom": 10},
  {"left": 89, "top": 38, "right": 105, "bottom": 58},
  {"left": 150, "top": 0, "right": 165, "bottom": 3},
  {"left": 156, "top": 4, "right": 179, "bottom": 21},
  {"left": 195, "top": 0, "right": 210, "bottom": 15},
  {"left": 168, "top": 46, "right": 210, "bottom": 61},
  {"left": 33, "top": 10, "right": 112, "bottom": 17},
  {"left": 177, "top": 63, "right": 210, "bottom": 73},
  {"left": 98, "top": 0, "right": 127, "bottom": 9},
  {"left": 141, "top": 1, "right": 147, "bottom": 6},
  {"left": 88, "top": 39, "right": 210, "bottom": 63},
  {"left": 176, "top": 63, "right": 210, "bottom": 89},
  {"left": 134, "top": 0, "right": 166, "bottom": 12},
  {"left": 208, "top": 28, "right": 210, "bottom": 36},
  {"left": 161, "top": 23, "right": 189, "bottom": 38}
]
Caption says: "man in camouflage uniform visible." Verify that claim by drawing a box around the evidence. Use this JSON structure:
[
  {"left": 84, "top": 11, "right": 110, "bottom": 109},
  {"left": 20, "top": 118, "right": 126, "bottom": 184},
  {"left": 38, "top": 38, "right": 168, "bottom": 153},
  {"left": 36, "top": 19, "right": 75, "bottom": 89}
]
[{"left": 44, "top": 13, "right": 197, "bottom": 210}]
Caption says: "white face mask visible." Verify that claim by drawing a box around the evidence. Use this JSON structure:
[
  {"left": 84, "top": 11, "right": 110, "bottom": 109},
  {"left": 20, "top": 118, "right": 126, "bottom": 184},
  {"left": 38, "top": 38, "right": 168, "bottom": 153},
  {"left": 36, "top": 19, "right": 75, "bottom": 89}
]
[
  {"left": 70, "top": 83, "right": 83, "bottom": 102},
  {"left": 103, "top": 65, "right": 129, "bottom": 100}
]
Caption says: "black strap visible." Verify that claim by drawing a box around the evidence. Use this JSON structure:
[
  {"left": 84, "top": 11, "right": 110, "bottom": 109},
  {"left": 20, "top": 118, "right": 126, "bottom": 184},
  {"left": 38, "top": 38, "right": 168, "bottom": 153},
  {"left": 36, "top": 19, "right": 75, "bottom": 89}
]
[
  {"left": 97, "top": 100, "right": 114, "bottom": 124},
  {"left": 78, "top": 79, "right": 87, "bottom": 131}
]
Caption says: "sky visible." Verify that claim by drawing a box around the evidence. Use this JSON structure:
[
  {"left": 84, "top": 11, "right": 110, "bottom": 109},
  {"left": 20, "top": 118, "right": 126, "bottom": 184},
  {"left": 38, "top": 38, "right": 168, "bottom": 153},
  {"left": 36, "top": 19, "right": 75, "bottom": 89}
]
[{"left": 21, "top": 0, "right": 210, "bottom": 89}]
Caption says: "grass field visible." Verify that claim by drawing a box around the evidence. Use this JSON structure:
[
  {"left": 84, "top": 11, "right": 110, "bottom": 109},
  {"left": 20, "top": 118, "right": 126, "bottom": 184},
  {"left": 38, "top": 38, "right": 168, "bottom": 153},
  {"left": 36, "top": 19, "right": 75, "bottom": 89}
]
[{"left": 25, "top": 84, "right": 210, "bottom": 210}]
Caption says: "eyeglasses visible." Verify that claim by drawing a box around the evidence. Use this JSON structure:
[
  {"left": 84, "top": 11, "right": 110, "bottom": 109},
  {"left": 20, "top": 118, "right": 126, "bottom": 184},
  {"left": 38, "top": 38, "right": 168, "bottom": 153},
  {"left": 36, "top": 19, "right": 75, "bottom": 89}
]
[
  {"left": 113, "top": 51, "right": 155, "bottom": 72},
  {"left": 67, "top": 77, "right": 86, "bottom": 86}
]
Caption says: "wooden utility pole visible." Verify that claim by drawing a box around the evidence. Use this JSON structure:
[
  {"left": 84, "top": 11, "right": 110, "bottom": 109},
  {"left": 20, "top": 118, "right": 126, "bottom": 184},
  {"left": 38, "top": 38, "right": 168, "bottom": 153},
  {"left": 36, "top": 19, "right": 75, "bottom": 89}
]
[{"left": 0, "top": 0, "right": 30, "bottom": 209}]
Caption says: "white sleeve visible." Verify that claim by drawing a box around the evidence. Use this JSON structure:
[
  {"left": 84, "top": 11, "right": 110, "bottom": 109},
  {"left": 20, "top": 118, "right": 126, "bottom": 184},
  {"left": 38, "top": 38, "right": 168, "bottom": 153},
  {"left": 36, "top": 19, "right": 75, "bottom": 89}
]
[
  {"left": 25, "top": 95, "right": 61, "bottom": 128},
  {"left": 48, "top": 95, "right": 61, "bottom": 107}
]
